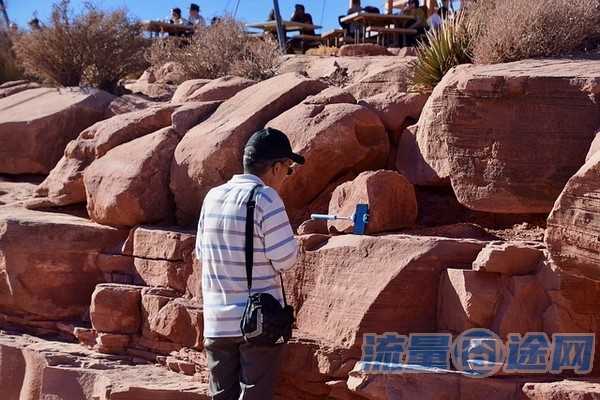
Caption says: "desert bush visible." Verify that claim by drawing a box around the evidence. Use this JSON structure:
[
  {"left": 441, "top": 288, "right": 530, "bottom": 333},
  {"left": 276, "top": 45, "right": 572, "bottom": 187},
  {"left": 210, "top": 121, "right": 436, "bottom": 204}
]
[
  {"left": 468, "top": 0, "right": 600, "bottom": 64},
  {"left": 410, "top": 0, "right": 600, "bottom": 91},
  {"left": 0, "top": 31, "right": 22, "bottom": 83},
  {"left": 410, "top": 12, "right": 472, "bottom": 92},
  {"left": 147, "top": 18, "right": 282, "bottom": 81},
  {"left": 14, "top": 0, "right": 148, "bottom": 92}
]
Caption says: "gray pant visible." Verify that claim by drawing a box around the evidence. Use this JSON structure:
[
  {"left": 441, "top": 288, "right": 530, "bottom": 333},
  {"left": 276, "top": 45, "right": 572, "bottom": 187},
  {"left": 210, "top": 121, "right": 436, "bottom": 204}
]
[{"left": 204, "top": 336, "right": 284, "bottom": 400}]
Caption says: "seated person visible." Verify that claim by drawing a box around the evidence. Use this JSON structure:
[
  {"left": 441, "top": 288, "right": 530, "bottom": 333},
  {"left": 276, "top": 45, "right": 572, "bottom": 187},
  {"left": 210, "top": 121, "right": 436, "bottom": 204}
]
[
  {"left": 340, "top": 0, "right": 362, "bottom": 35},
  {"left": 28, "top": 17, "right": 41, "bottom": 31},
  {"left": 188, "top": 3, "right": 205, "bottom": 27},
  {"left": 428, "top": 6, "right": 448, "bottom": 30},
  {"left": 291, "top": 4, "right": 315, "bottom": 35},
  {"left": 169, "top": 8, "right": 189, "bottom": 25},
  {"left": 404, "top": 0, "right": 426, "bottom": 31},
  {"left": 348, "top": 0, "right": 363, "bottom": 14},
  {"left": 168, "top": 7, "right": 190, "bottom": 37}
]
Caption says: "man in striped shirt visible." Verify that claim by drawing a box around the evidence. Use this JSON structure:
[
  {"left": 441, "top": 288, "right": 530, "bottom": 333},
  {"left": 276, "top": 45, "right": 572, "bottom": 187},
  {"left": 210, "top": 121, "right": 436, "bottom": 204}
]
[{"left": 196, "top": 128, "right": 303, "bottom": 400}]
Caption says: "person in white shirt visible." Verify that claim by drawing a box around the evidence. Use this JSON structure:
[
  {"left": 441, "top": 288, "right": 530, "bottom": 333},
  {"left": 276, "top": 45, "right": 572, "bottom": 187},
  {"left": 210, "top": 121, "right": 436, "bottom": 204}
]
[
  {"left": 197, "top": 128, "right": 302, "bottom": 400},
  {"left": 188, "top": 3, "right": 205, "bottom": 28},
  {"left": 428, "top": 8, "right": 444, "bottom": 30},
  {"left": 170, "top": 8, "right": 187, "bottom": 25}
]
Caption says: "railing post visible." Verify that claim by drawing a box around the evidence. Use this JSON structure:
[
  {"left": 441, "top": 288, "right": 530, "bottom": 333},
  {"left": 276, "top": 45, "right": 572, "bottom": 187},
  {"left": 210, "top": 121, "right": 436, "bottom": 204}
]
[{"left": 273, "top": 0, "right": 287, "bottom": 52}]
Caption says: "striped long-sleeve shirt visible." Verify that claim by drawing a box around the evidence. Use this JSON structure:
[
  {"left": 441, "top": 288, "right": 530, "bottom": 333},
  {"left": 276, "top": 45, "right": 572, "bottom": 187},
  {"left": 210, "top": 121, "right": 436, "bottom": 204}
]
[{"left": 195, "top": 174, "right": 298, "bottom": 338}]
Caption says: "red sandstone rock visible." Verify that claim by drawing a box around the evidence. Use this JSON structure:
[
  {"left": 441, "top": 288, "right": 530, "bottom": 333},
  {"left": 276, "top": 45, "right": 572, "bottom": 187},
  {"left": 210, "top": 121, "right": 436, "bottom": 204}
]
[
  {"left": 268, "top": 103, "right": 389, "bottom": 225},
  {"left": 288, "top": 234, "right": 485, "bottom": 349},
  {"left": 0, "top": 177, "right": 38, "bottom": 206},
  {"left": 297, "top": 219, "right": 329, "bottom": 235},
  {"left": 472, "top": 241, "right": 544, "bottom": 275},
  {"left": 144, "top": 297, "right": 203, "bottom": 349},
  {"left": 170, "top": 72, "right": 327, "bottom": 225},
  {"left": 492, "top": 275, "right": 548, "bottom": 338},
  {"left": 96, "top": 332, "right": 130, "bottom": 354},
  {"left": 0, "top": 333, "right": 210, "bottom": 399},
  {"left": 523, "top": 379, "right": 600, "bottom": 400},
  {"left": 124, "top": 81, "right": 177, "bottom": 101},
  {"left": 417, "top": 60, "right": 600, "bottom": 212},
  {"left": 328, "top": 170, "right": 417, "bottom": 234},
  {"left": 0, "top": 81, "right": 41, "bottom": 98},
  {"left": 106, "top": 94, "right": 157, "bottom": 116},
  {"left": 171, "top": 101, "right": 222, "bottom": 136},
  {"left": 186, "top": 75, "right": 256, "bottom": 102},
  {"left": 303, "top": 87, "right": 357, "bottom": 105},
  {"left": 437, "top": 269, "right": 502, "bottom": 334},
  {"left": 84, "top": 127, "right": 179, "bottom": 227},
  {"left": 171, "top": 79, "right": 211, "bottom": 103},
  {"left": 338, "top": 44, "right": 392, "bottom": 57},
  {"left": 34, "top": 104, "right": 177, "bottom": 208},
  {"left": 344, "top": 57, "right": 416, "bottom": 99},
  {"left": 122, "top": 226, "right": 196, "bottom": 261},
  {"left": 154, "top": 62, "right": 187, "bottom": 84},
  {"left": 396, "top": 124, "right": 446, "bottom": 186},
  {"left": 134, "top": 258, "right": 192, "bottom": 293},
  {"left": 90, "top": 284, "right": 142, "bottom": 334},
  {"left": 0, "top": 208, "right": 128, "bottom": 320},
  {"left": 359, "top": 91, "right": 429, "bottom": 135},
  {"left": 348, "top": 370, "right": 526, "bottom": 400},
  {"left": 0, "top": 87, "right": 114, "bottom": 174},
  {"left": 585, "top": 131, "right": 600, "bottom": 162},
  {"left": 546, "top": 153, "right": 600, "bottom": 281}
]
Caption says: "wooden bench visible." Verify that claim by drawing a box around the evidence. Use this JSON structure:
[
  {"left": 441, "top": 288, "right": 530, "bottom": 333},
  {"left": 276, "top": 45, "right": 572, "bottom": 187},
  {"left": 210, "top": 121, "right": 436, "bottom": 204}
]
[
  {"left": 366, "top": 26, "right": 418, "bottom": 47},
  {"left": 289, "top": 34, "right": 322, "bottom": 53},
  {"left": 292, "top": 34, "right": 322, "bottom": 41},
  {"left": 320, "top": 29, "right": 346, "bottom": 47}
]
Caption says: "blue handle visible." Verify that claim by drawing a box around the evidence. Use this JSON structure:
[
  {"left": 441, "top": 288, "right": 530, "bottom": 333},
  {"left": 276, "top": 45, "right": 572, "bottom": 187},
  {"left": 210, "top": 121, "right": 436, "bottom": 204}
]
[{"left": 311, "top": 214, "right": 337, "bottom": 221}]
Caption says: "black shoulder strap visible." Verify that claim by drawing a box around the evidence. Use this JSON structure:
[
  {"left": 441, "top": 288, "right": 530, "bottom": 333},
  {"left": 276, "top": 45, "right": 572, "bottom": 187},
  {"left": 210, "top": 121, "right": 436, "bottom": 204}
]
[
  {"left": 245, "top": 185, "right": 261, "bottom": 294},
  {"left": 245, "top": 184, "right": 289, "bottom": 307}
]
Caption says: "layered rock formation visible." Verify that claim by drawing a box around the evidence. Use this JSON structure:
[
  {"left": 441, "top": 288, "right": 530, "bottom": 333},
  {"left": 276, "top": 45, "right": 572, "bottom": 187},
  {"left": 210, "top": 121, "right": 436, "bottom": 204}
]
[
  {"left": 1, "top": 54, "right": 600, "bottom": 400},
  {"left": 171, "top": 72, "right": 327, "bottom": 225},
  {"left": 415, "top": 59, "right": 600, "bottom": 212},
  {"left": 546, "top": 152, "right": 600, "bottom": 281},
  {"left": 0, "top": 87, "right": 114, "bottom": 174},
  {"left": 35, "top": 104, "right": 178, "bottom": 207}
]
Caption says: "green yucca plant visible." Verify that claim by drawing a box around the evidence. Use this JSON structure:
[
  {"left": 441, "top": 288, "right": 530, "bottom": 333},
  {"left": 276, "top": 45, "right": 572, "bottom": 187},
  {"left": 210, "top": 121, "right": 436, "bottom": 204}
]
[{"left": 410, "top": 12, "right": 472, "bottom": 93}]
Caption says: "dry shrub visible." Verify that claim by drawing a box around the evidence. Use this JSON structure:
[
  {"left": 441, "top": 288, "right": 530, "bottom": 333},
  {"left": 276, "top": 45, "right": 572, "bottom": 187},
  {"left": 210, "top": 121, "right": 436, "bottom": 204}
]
[
  {"left": 147, "top": 18, "right": 282, "bottom": 81},
  {"left": 14, "top": 0, "right": 148, "bottom": 92},
  {"left": 467, "top": 0, "right": 600, "bottom": 63},
  {"left": 410, "top": 12, "right": 471, "bottom": 92},
  {"left": 0, "top": 31, "right": 22, "bottom": 83}
]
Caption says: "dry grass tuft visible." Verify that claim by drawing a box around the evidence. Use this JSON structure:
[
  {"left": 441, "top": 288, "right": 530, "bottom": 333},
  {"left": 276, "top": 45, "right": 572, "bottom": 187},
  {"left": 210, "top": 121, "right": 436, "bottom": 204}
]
[
  {"left": 467, "top": 0, "right": 600, "bottom": 64},
  {"left": 0, "top": 31, "right": 22, "bottom": 83},
  {"left": 14, "top": 0, "right": 148, "bottom": 92},
  {"left": 146, "top": 17, "right": 283, "bottom": 81}
]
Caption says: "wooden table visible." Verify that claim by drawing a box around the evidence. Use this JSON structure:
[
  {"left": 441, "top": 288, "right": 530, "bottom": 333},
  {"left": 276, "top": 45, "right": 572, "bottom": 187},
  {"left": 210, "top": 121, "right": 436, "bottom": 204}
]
[
  {"left": 246, "top": 20, "right": 322, "bottom": 35},
  {"left": 143, "top": 20, "right": 194, "bottom": 37},
  {"left": 339, "top": 12, "right": 416, "bottom": 46},
  {"left": 321, "top": 29, "right": 346, "bottom": 47}
]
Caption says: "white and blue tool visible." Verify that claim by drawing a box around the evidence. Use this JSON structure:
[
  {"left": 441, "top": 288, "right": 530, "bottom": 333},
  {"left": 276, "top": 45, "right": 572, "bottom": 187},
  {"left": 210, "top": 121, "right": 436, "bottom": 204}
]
[{"left": 310, "top": 204, "right": 369, "bottom": 235}]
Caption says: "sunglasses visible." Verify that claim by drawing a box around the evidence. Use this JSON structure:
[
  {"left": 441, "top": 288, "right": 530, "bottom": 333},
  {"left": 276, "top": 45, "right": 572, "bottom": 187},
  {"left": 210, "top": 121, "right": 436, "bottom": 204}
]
[{"left": 272, "top": 160, "right": 294, "bottom": 176}]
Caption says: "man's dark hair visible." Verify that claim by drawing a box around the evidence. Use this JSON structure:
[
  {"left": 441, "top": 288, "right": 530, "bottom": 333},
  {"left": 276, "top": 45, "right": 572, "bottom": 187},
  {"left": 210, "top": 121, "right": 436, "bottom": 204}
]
[
  {"left": 243, "top": 156, "right": 274, "bottom": 177},
  {"left": 295, "top": 4, "right": 305, "bottom": 12},
  {"left": 172, "top": 7, "right": 182, "bottom": 17},
  {"left": 190, "top": 3, "right": 200, "bottom": 12},
  {"left": 410, "top": 0, "right": 420, "bottom": 6}
]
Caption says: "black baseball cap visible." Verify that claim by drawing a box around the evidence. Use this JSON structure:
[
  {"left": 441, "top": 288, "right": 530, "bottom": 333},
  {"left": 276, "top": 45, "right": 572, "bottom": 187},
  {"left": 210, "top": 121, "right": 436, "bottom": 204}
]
[{"left": 244, "top": 128, "right": 305, "bottom": 165}]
